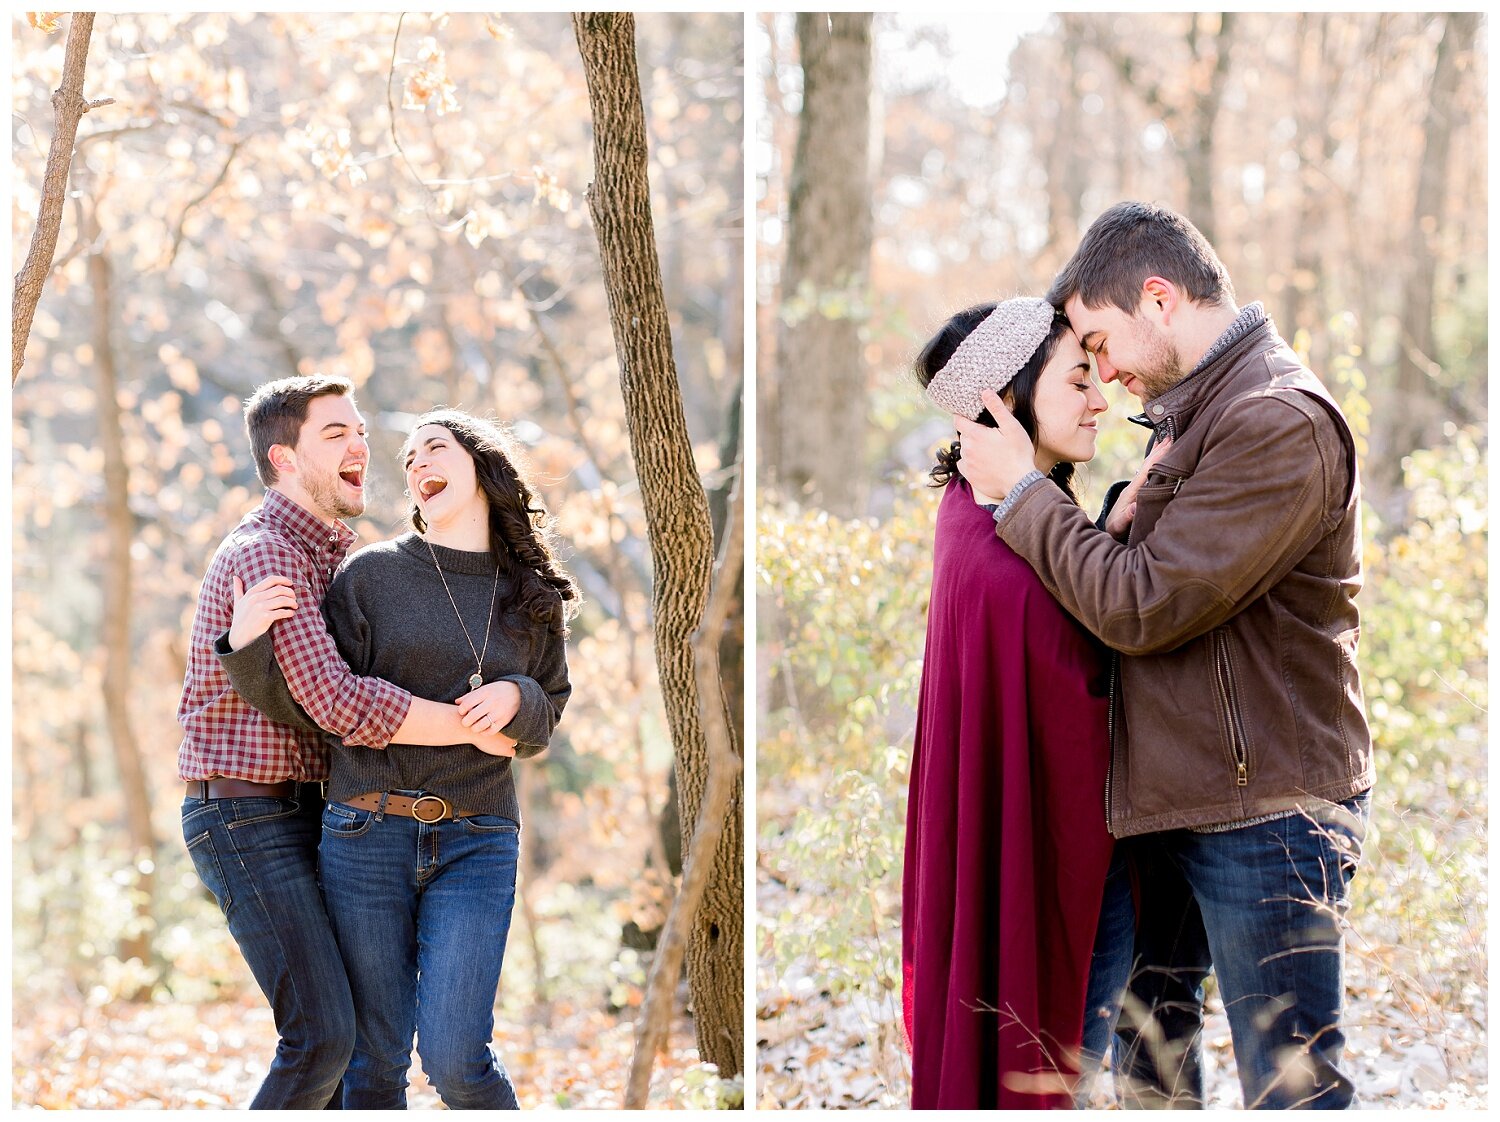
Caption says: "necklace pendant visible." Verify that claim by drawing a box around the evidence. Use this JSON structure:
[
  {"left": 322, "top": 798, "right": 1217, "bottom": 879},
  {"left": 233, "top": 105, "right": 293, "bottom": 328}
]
[{"left": 468, "top": 673, "right": 484, "bottom": 690}]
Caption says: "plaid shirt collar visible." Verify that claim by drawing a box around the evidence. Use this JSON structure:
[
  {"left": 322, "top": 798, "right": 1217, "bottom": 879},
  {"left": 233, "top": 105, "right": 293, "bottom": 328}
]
[{"left": 261, "top": 487, "right": 357, "bottom": 562}]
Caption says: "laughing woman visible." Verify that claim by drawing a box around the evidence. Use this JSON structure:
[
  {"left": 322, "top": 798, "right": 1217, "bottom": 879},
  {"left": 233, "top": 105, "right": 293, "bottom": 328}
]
[{"left": 225, "top": 409, "right": 577, "bottom": 1109}]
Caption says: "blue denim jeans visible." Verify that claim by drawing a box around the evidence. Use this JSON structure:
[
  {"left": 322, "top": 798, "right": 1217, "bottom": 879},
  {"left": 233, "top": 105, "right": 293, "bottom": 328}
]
[
  {"left": 318, "top": 796, "right": 521, "bottom": 1110},
  {"left": 1114, "top": 793, "right": 1370, "bottom": 1110},
  {"left": 181, "top": 789, "right": 354, "bottom": 1110},
  {"left": 1076, "top": 844, "right": 1137, "bottom": 1105}
]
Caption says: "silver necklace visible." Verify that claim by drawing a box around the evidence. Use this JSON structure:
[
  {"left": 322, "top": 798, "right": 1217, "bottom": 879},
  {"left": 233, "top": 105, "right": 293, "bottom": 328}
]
[{"left": 424, "top": 537, "right": 500, "bottom": 690}]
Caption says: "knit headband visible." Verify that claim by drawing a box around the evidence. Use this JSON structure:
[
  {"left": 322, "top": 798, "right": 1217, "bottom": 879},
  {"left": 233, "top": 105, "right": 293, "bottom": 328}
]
[{"left": 924, "top": 297, "right": 1058, "bottom": 420}]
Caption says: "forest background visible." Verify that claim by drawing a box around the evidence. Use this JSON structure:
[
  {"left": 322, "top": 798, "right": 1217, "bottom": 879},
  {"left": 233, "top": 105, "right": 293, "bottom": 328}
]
[
  {"left": 11, "top": 11, "right": 744, "bottom": 1109},
  {"left": 756, "top": 12, "right": 1487, "bottom": 1109}
]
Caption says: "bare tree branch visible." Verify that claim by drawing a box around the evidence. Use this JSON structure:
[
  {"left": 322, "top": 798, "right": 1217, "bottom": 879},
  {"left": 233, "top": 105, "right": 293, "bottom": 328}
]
[
  {"left": 386, "top": 13, "right": 430, "bottom": 195},
  {"left": 165, "top": 138, "right": 245, "bottom": 268},
  {"left": 13, "top": 12, "right": 106, "bottom": 385}
]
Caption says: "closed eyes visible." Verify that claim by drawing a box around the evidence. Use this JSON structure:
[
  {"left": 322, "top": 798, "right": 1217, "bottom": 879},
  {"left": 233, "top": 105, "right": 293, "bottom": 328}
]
[{"left": 404, "top": 439, "right": 447, "bottom": 468}]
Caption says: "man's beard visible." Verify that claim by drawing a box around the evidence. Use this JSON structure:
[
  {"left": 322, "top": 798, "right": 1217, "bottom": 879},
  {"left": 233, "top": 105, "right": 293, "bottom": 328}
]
[
  {"left": 1131, "top": 321, "right": 1188, "bottom": 401},
  {"left": 304, "top": 464, "right": 364, "bottom": 521}
]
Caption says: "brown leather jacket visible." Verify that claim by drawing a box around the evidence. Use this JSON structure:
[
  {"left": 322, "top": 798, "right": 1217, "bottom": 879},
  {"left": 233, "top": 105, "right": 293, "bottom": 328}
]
[{"left": 997, "top": 315, "right": 1374, "bottom": 837}]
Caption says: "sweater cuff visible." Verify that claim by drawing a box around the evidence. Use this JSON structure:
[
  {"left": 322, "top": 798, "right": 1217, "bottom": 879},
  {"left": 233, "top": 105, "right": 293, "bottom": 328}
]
[
  {"left": 498, "top": 674, "right": 555, "bottom": 757},
  {"left": 991, "top": 469, "right": 1046, "bottom": 526}
]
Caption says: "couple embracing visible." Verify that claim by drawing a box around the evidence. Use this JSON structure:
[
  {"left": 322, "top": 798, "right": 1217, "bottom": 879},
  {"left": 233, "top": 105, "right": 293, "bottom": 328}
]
[
  {"left": 177, "top": 376, "right": 576, "bottom": 1108},
  {"left": 903, "top": 202, "right": 1374, "bottom": 1109}
]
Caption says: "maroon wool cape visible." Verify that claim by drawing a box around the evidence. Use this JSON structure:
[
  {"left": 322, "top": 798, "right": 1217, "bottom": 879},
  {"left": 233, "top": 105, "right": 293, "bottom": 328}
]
[{"left": 902, "top": 478, "right": 1113, "bottom": 1109}]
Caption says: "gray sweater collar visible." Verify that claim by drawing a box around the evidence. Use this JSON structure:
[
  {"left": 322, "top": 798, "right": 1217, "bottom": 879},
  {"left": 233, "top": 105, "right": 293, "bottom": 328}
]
[
  {"left": 395, "top": 531, "right": 501, "bottom": 577},
  {"left": 1187, "top": 301, "right": 1266, "bottom": 379},
  {"left": 1139, "top": 302, "right": 1269, "bottom": 433}
]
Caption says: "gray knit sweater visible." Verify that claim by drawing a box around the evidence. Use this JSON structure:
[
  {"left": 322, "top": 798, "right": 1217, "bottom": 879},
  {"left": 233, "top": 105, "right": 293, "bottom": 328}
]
[{"left": 221, "top": 531, "right": 570, "bottom": 825}]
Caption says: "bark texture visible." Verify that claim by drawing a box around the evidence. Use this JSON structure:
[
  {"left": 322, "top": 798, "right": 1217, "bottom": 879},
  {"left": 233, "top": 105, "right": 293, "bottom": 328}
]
[
  {"left": 85, "top": 199, "right": 160, "bottom": 983},
  {"left": 573, "top": 11, "right": 745, "bottom": 1090},
  {"left": 774, "top": 12, "right": 874, "bottom": 515},
  {"left": 13, "top": 12, "right": 107, "bottom": 384},
  {"left": 626, "top": 464, "right": 744, "bottom": 1108}
]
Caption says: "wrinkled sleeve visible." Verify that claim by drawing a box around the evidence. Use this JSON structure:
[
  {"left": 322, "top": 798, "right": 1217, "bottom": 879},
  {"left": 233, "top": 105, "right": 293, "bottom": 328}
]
[
  {"left": 997, "top": 395, "right": 1348, "bottom": 656},
  {"left": 215, "top": 631, "right": 320, "bottom": 733},
  {"left": 235, "top": 537, "right": 412, "bottom": 747},
  {"left": 497, "top": 616, "right": 571, "bottom": 758}
]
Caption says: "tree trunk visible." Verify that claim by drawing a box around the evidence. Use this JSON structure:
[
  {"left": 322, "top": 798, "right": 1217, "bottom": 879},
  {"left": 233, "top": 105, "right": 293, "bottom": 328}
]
[
  {"left": 1287, "top": 13, "right": 1331, "bottom": 363},
  {"left": 13, "top": 12, "right": 108, "bottom": 385},
  {"left": 714, "top": 205, "right": 745, "bottom": 748},
  {"left": 515, "top": 257, "right": 677, "bottom": 935},
  {"left": 84, "top": 200, "right": 160, "bottom": 986},
  {"left": 572, "top": 11, "right": 744, "bottom": 1086},
  {"left": 709, "top": 389, "right": 745, "bottom": 756},
  {"left": 626, "top": 461, "right": 744, "bottom": 1109},
  {"left": 774, "top": 12, "right": 873, "bottom": 515},
  {"left": 1073, "top": 13, "right": 1229, "bottom": 246},
  {"left": 757, "top": 12, "right": 790, "bottom": 485},
  {"left": 1378, "top": 12, "right": 1480, "bottom": 506},
  {"left": 1183, "top": 13, "right": 1234, "bottom": 246},
  {"left": 1040, "top": 28, "right": 1085, "bottom": 272}
]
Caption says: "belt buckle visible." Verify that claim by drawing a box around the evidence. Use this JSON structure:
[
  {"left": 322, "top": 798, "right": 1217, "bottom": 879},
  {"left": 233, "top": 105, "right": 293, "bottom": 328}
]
[{"left": 411, "top": 794, "right": 450, "bottom": 823}]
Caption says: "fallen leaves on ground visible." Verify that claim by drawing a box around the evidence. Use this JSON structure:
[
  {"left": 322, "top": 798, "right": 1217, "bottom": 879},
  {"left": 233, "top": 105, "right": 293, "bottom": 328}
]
[
  {"left": 12, "top": 982, "right": 703, "bottom": 1109},
  {"left": 756, "top": 873, "right": 1488, "bottom": 1109}
]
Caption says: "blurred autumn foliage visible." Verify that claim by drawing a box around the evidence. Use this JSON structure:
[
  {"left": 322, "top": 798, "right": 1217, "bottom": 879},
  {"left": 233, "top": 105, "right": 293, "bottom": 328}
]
[
  {"left": 12, "top": 10, "right": 742, "bottom": 1109},
  {"left": 755, "top": 12, "right": 1486, "bottom": 1109}
]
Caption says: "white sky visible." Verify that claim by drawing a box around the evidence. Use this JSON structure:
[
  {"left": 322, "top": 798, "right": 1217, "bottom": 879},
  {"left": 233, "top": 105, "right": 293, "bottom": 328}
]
[{"left": 879, "top": 11, "right": 1055, "bottom": 108}]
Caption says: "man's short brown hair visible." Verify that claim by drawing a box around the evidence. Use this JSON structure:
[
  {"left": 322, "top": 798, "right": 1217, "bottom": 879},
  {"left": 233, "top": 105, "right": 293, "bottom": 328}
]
[
  {"left": 1047, "top": 200, "right": 1235, "bottom": 314},
  {"left": 243, "top": 374, "right": 354, "bottom": 487}
]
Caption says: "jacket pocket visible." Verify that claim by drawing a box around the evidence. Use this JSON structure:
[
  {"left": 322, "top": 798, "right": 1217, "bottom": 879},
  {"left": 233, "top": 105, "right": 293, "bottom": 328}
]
[
  {"left": 1129, "top": 464, "right": 1191, "bottom": 545},
  {"left": 1210, "top": 627, "right": 1254, "bottom": 787}
]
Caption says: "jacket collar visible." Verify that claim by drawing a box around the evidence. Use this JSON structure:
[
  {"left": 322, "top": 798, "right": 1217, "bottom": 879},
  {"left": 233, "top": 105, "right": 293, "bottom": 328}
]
[{"left": 1138, "top": 302, "right": 1273, "bottom": 439}]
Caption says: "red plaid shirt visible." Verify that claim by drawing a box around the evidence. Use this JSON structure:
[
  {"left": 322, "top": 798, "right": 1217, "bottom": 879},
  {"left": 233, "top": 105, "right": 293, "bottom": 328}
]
[{"left": 177, "top": 489, "right": 413, "bottom": 783}]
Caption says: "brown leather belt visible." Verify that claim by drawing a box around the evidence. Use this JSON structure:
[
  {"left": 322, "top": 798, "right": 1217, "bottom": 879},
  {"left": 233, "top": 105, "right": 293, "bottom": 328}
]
[
  {"left": 185, "top": 778, "right": 314, "bottom": 800},
  {"left": 344, "top": 791, "right": 478, "bottom": 823}
]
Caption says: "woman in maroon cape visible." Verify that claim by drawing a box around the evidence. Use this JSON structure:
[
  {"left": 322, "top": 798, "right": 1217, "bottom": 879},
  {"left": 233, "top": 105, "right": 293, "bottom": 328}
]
[{"left": 902, "top": 299, "right": 1131, "bottom": 1108}]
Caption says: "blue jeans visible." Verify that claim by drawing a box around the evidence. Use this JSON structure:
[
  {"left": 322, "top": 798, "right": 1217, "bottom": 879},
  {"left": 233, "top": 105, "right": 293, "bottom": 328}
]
[
  {"left": 318, "top": 796, "right": 521, "bottom": 1110},
  {"left": 181, "top": 789, "right": 354, "bottom": 1110},
  {"left": 1076, "top": 845, "right": 1137, "bottom": 1105},
  {"left": 1114, "top": 794, "right": 1370, "bottom": 1109}
]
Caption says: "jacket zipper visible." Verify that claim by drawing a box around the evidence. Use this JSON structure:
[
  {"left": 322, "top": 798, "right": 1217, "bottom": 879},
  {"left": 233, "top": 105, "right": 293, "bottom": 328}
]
[
  {"left": 1212, "top": 629, "right": 1250, "bottom": 786},
  {"left": 1107, "top": 440, "right": 1181, "bottom": 831},
  {"left": 1105, "top": 651, "right": 1119, "bottom": 828}
]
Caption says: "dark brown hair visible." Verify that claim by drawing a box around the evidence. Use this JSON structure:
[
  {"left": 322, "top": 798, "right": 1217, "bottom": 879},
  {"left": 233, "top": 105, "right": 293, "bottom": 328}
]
[
  {"left": 913, "top": 303, "right": 1079, "bottom": 503},
  {"left": 1046, "top": 200, "right": 1234, "bottom": 314},
  {"left": 243, "top": 374, "right": 355, "bottom": 487},
  {"left": 404, "top": 409, "right": 579, "bottom": 636}
]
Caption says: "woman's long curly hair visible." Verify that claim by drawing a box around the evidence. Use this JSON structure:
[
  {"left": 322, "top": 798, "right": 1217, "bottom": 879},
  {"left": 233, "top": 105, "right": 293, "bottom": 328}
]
[
  {"left": 404, "top": 409, "right": 580, "bottom": 636},
  {"left": 913, "top": 303, "right": 1079, "bottom": 503}
]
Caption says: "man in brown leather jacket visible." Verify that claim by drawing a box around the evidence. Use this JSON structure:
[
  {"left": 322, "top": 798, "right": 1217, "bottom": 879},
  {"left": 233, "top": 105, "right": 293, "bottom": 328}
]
[{"left": 954, "top": 202, "right": 1374, "bottom": 1109}]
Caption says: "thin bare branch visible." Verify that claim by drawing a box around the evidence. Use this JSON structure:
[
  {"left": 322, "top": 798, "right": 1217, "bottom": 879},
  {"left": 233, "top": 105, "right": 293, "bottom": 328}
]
[
  {"left": 165, "top": 139, "right": 245, "bottom": 268},
  {"left": 13, "top": 12, "right": 105, "bottom": 384}
]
